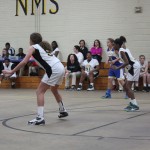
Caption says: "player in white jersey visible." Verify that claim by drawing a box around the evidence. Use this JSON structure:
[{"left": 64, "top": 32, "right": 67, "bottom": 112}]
[
  {"left": 112, "top": 38, "right": 140, "bottom": 112},
  {"left": 2, "top": 33, "right": 68, "bottom": 125}
]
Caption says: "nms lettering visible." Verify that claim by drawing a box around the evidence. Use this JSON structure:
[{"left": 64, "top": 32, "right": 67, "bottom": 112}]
[{"left": 15, "top": 0, "right": 59, "bottom": 16}]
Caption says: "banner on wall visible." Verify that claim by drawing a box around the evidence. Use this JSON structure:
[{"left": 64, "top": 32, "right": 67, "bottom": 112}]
[{"left": 15, "top": 0, "right": 59, "bottom": 16}]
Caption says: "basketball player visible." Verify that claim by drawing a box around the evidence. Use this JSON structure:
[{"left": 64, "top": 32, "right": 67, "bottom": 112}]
[
  {"left": 112, "top": 38, "right": 140, "bottom": 111},
  {"left": 2, "top": 33, "right": 68, "bottom": 125}
]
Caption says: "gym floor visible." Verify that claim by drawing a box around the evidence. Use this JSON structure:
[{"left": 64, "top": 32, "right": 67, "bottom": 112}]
[{"left": 0, "top": 89, "right": 150, "bottom": 150}]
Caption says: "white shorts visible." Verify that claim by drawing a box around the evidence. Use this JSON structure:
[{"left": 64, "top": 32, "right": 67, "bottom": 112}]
[
  {"left": 127, "top": 61, "right": 140, "bottom": 81},
  {"left": 42, "top": 62, "right": 65, "bottom": 86}
]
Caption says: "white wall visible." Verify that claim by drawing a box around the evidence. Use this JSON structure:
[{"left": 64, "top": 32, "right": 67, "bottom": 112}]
[{"left": 0, "top": 0, "right": 150, "bottom": 61}]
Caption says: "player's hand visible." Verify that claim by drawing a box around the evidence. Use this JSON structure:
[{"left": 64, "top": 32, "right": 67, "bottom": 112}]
[{"left": 2, "top": 70, "right": 13, "bottom": 77}]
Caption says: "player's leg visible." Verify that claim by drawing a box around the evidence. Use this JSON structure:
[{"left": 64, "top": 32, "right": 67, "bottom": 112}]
[
  {"left": 28, "top": 81, "right": 49, "bottom": 125},
  {"left": 51, "top": 85, "right": 68, "bottom": 118},
  {"left": 102, "top": 68, "right": 114, "bottom": 98},
  {"left": 124, "top": 62, "right": 140, "bottom": 111}
]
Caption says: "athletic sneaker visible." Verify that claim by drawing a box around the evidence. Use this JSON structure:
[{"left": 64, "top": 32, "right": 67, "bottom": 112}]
[
  {"left": 70, "top": 85, "right": 76, "bottom": 91},
  {"left": 87, "top": 85, "right": 94, "bottom": 91},
  {"left": 124, "top": 102, "right": 139, "bottom": 112},
  {"left": 142, "top": 87, "right": 149, "bottom": 92},
  {"left": 77, "top": 84, "right": 82, "bottom": 91},
  {"left": 101, "top": 94, "right": 111, "bottom": 99},
  {"left": 58, "top": 110, "right": 69, "bottom": 118},
  {"left": 134, "top": 87, "right": 139, "bottom": 92},
  {"left": 28, "top": 116, "right": 45, "bottom": 125}
]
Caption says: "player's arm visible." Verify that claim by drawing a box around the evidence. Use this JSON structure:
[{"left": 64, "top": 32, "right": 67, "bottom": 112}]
[
  {"left": 117, "top": 51, "right": 129, "bottom": 69},
  {"left": 3, "top": 46, "right": 35, "bottom": 75},
  {"left": 111, "top": 51, "right": 129, "bottom": 70}
]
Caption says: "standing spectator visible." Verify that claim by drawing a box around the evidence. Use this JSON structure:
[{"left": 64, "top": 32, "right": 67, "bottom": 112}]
[
  {"left": 0, "top": 58, "right": 17, "bottom": 88},
  {"left": 74, "top": 45, "right": 84, "bottom": 65},
  {"left": 65, "top": 54, "right": 81, "bottom": 90},
  {"left": 51, "top": 41, "right": 59, "bottom": 57},
  {"left": 90, "top": 39, "right": 103, "bottom": 63},
  {"left": 135, "top": 55, "right": 149, "bottom": 92},
  {"left": 5, "top": 42, "right": 15, "bottom": 56},
  {"left": 79, "top": 40, "right": 88, "bottom": 60},
  {"left": 77, "top": 52, "right": 99, "bottom": 91}
]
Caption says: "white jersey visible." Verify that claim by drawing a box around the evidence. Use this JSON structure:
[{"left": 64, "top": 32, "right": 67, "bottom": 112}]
[
  {"left": 32, "top": 44, "right": 60, "bottom": 78},
  {"left": 82, "top": 58, "right": 99, "bottom": 73},
  {"left": 119, "top": 48, "right": 140, "bottom": 76},
  {"left": 51, "top": 47, "right": 60, "bottom": 55},
  {"left": 3, "top": 62, "right": 16, "bottom": 77}
]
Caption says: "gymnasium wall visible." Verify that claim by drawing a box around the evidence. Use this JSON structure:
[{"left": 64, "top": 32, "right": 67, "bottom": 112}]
[{"left": 0, "top": 0, "right": 150, "bottom": 61}]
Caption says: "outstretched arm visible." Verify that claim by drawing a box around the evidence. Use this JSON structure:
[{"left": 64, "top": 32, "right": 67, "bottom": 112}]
[{"left": 2, "top": 46, "right": 35, "bottom": 76}]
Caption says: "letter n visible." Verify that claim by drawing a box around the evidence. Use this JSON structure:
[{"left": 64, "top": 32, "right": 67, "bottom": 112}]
[{"left": 15, "top": 0, "right": 28, "bottom": 16}]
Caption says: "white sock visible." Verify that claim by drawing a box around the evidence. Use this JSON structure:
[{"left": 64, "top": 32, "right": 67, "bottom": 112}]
[
  {"left": 79, "top": 83, "right": 82, "bottom": 86},
  {"left": 58, "top": 101, "right": 66, "bottom": 112},
  {"left": 144, "top": 83, "right": 146, "bottom": 87},
  {"left": 37, "top": 106, "right": 44, "bottom": 118},
  {"left": 130, "top": 99, "right": 138, "bottom": 106},
  {"left": 148, "top": 84, "right": 150, "bottom": 87},
  {"left": 90, "top": 83, "right": 94, "bottom": 86}
]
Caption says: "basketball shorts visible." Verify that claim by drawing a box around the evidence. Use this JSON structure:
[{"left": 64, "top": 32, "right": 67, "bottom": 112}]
[
  {"left": 127, "top": 61, "right": 140, "bottom": 81},
  {"left": 42, "top": 62, "right": 65, "bottom": 86},
  {"left": 108, "top": 68, "right": 124, "bottom": 80}
]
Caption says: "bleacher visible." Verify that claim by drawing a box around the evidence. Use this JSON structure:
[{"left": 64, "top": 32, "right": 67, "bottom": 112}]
[{"left": 0, "top": 62, "right": 109, "bottom": 90}]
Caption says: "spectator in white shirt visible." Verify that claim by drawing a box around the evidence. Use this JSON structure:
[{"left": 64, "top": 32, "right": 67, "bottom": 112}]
[
  {"left": 77, "top": 52, "right": 99, "bottom": 91},
  {"left": 51, "top": 41, "right": 60, "bottom": 57},
  {"left": 5, "top": 42, "right": 15, "bottom": 56},
  {"left": 74, "top": 45, "right": 84, "bottom": 65}
]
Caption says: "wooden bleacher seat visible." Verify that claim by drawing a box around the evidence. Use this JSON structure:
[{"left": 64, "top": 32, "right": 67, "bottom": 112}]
[{"left": 0, "top": 62, "right": 109, "bottom": 90}]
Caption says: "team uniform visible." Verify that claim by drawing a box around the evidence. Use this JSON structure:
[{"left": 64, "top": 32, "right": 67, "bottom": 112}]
[
  {"left": 32, "top": 44, "right": 65, "bottom": 86},
  {"left": 102, "top": 48, "right": 124, "bottom": 98},
  {"left": 107, "top": 48, "right": 124, "bottom": 80},
  {"left": 118, "top": 48, "right": 140, "bottom": 112},
  {"left": 119, "top": 48, "right": 140, "bottom": 82},
  {"left": 27, "top": 44, "right": 67, "bottom": 125}
]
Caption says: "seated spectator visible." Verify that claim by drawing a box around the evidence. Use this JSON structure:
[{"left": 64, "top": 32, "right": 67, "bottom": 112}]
[
  {"left": 147, "top": 61, "right": 150, "bottom": 91},
  {"left": 65, "top": 54, "right": 81, "bottom": 90},
  {"left": 0, "top": 58, "right": 17, "bottom": 88},
  {"left": 135, "top": 55, "right": 149, "bottom": 92},
  {"left": 2, "top": 48, "right": 9, "bottom": 58},
  {"left": 5, "top": 42, "right": 15, "bottom": 56},
  {"left": 90, "top": 39, "right": 102, "bottom": 63},
  {"left": 51, "top": 41, "right": 60, "bottom": 57},
  {"left": 77, "top": 52, "right": 99, "bottom": 91},
  {"left": 16, "top": 48, "right": 26, "bottom": 59},
  {"left": 16, "top": 48, "right": 26, "bottom": 76},
  {"left": 79, "top": 40, "right": 88, "bottom": 60},
  {"left": 74, "top": 45, "right": 84, "bottom": 65}
]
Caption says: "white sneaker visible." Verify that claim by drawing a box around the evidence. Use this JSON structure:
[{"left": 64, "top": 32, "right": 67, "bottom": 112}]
[
  {"left": 87, "top": 85, "right": 94, "bottom": 91},
  {"left": 28, "top": 116, "right": 45, "bottom": 125}
]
